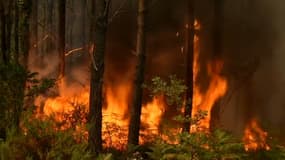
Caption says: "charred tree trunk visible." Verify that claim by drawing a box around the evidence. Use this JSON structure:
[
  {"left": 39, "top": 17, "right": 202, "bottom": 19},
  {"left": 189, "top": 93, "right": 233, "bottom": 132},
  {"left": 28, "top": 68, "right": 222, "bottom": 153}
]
[
  {"left": 58, "top": 0, "right": 66, "bottom": 79},
  {"left": 88, "top": 0, "right": 110, "bottom": 155},
  {"left": 128, "top": 0, "right": 146, "bottom": 147},
  {"left": 183, "top": 0, "right": 195, "bottom": 133}
]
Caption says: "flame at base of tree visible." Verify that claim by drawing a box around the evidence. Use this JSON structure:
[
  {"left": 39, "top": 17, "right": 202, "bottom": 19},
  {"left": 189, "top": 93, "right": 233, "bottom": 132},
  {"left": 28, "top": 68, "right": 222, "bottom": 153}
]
[
  {"left": 243, "top": 119, "right": 270, "bottom": 152},
  {"left": 35, "top": 79, "right": 165, "bottom": 149},
  {"left": 190, "top": 25, "right": 228, "bottom": 131}
]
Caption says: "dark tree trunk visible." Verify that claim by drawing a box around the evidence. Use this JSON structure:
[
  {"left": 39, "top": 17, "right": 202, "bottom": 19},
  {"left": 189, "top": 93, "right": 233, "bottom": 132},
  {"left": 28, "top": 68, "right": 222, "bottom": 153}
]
[
  {"left": 213, "top": 0, "right": 223, "bottom": 58},
  {"left": 58, "top": 0, "right": 66, "bottom": 78},
  {"left": 182, "top": 0, "right": 195, "bottom": 133},
  {"left": 30, "top": 0, "right": 38, "bottom": 56},
  {"left": 81, "top": 0, "right": 87, "bottom": 46},
  {"left": 21, "top": 0, "right": 32, "bottom": 68},
  {"left": 88, "top": 0, "right": 110, "bottom": 155},
  {"left": 0, "top": 1, "right": 8, "bottom": 64},
  {"left": 210, "top": 0, "right": 224, "bottom": 130},
  {"left": 14, "top": 0, "right": 19, "bottom": 62},
  {"left": 12, "top": 0, "right": 32, "bottom": 130},
  {"left": 127, "top": 0, "right": 146, "bottom": 147},
  {"left": 6, "top": 1, "right": 12, "bottom": 61},
  {"left": 47, "top": 0, "right": 54, "bottom": 53}
]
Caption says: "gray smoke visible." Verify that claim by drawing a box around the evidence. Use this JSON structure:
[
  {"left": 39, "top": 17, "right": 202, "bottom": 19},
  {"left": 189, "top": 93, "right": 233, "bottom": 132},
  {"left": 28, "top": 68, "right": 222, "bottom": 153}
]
[{"left": 220, "top": 0, "right": 285, "bottom": 140}]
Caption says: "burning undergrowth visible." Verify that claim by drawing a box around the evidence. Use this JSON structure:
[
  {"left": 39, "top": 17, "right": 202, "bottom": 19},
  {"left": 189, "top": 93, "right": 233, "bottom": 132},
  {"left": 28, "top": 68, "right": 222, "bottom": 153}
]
[
  {"left": 32, "top": 62, "right": 166, "bottom": 150},
  {"left": 29, "top": 21, "right": 272, "bottom": 152},
  {"left": 243, "top": 118, "right": 270, "bottom": 152}
]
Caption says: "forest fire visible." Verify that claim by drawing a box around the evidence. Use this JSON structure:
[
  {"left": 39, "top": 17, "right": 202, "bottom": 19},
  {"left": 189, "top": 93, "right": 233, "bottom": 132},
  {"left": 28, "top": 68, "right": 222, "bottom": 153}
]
[
  {"left": 191, "top": 29, "right": 228, "bottom": 131},
  {"left": 140, "top": 96, "right": 165, "bottom": 139},
  {"left": 2, "top": 0, "right": 285, "bottom": 158},
  {"left": 243, "top": 119, "right": 270, "bottom": 151},
  {"left": 36, "top": 79, "right": 165, "bottom": 149},
  {"left": 37, "top": 19, "right": 228, "bottom": 147}
]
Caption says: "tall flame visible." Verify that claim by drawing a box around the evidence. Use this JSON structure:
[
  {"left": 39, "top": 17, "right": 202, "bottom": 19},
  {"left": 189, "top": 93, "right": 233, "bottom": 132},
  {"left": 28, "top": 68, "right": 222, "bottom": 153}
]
[
  {"left": 191, "top": 21, "right": 228, "bottom": 131},
  {"left": 102, "top": 83, "right": 130, "bottom": 149},
  {"left": 243, "top": 119, "right": 270, "bottom": 151}
]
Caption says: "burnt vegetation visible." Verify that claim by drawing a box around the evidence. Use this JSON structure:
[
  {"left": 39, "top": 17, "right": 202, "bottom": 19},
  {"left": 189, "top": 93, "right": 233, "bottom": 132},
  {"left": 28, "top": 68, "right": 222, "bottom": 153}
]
[{"left": 1, "top": 0, "right": 285, "bottom": 159}]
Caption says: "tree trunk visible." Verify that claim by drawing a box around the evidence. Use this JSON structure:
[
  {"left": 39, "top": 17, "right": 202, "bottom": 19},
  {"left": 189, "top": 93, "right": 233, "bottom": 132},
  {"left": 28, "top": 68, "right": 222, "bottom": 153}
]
[
  {"left": 47, "top": 0, "right": 54, "bottom": 53},
  {"left": 213, "top": 0, "right": 223, "bottom": 58},
  {"left": 30, "top": 0, "right": 38, "bottom": 57},
  {"left": 0, "top": 1, "right": 8, "bottom": 64},
  {"left": 127, "top": 0, "right": 146, "bottom": 147},
  {"left": 6, "top": 1, "right": 12, "bottom": 61},
  {"left": 14, "top": 0, "right": 19, "bottom": 62},
  {"left": 58, "top": 0, "right": 66, "bottom": 79},
  {"left": 21, "top": 0, "right": 32, "bottom": 68},
  {"left": 88, "top": 0, "right": 110, "bottom": 155},
  {"left": 13, "top": 0, "right": 32, "bottom": 130},
  {"left": 183, "top": 0, "right": 195, "bottom": 133},
  {"left": 210, "top": 0, "right": 224, "bottom": 130}
]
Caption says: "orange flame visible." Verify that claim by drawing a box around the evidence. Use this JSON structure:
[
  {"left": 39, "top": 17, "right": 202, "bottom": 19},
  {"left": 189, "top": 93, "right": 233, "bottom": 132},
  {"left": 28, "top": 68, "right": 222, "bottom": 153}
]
[
  {"left": 34, "top": 19, "right": 228, "bottom": 148},
  {"left": 35, "top": 78, "right": 165, "bottom": 149},
  {"left": 243, "top": 119, "right": 270, "bottom": 151},
  {"left": 191, "top": 22, "right": 228, "bottom": 131},
  {"left": 102, "top": 83, "right": 130, "bottom": 149},
  {"left": 140, "top": 96, "right": 165, "bottom": 142}
]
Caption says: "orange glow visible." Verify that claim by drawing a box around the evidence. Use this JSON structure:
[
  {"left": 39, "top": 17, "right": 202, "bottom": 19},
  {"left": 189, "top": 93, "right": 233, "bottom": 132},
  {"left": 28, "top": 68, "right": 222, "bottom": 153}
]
[
  {"left": 243, "top": 119, "right": 270, "bottom": 151},
  {"left": 40, "top": 80, "right": 89, "bottom": 120},
  {"left": 140, "top": 96, "right": 165, "bottom": 141},
  {"left": 34, "top": 19, "right": 228, "bottom": 148},
  {"left": 35, "top": 78, "right": 165, "bottom": 149},
  {"left": 190, "top": 21, "right": 228, "bottom": 131},
  {"left": 102, "top": 83, "right": 130, "bottom": 149}
]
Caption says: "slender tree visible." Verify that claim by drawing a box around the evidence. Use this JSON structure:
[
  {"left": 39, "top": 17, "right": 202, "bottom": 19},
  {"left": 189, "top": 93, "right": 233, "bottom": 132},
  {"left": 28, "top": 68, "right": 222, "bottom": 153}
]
[
  {"left": 14, "top": 0, "right": 19, "bottom": 62},
  {"left": 183, "top": 0, "right": 195, "bottom": 133},
  {"left": 128, "top": 0, "right": 146, "bottom": 147},
  {"left": 30, "top": 0, "right": 38, "bottom": 57},
  {"left": 13, "top": 0, "right": 32, "bottom": 130},
  {"left": 47, "top": 0, "right": 55, "bottom": 52},
  {"left": 20, "top": 0, "right": 32, "bottom": 68},
  {"left": 0, "top": 1, "right": 8, "bottom": 64},
  {"left": 58, "top": 0, "right": 66, "bottom": 79},
  {"left": 5, "top": 1, "right": 12, "bottom": 61},
  {"left": 213, "top": 0, "right": 223, "bottom": 58},
  {"left": 88, "top": 0, "right": 111, "bottom": 155}
]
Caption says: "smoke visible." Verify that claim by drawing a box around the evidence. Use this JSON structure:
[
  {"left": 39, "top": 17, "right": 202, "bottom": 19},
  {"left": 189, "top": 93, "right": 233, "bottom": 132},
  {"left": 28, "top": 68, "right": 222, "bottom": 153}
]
[
  {"left": 28, "top": 0, "right": 285, "bottom": 139},
  {"left": 264, "top": 0, "right": 285, "bottom": 131},
  {"left": 219, "top": 0, "right": 285, "bottom": 139}
]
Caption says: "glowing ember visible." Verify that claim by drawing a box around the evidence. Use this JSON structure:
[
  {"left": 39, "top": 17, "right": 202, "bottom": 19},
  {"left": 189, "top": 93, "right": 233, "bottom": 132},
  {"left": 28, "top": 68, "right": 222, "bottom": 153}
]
[{"left": 243, "top": 119, "right": 270, "bottom": 151}]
